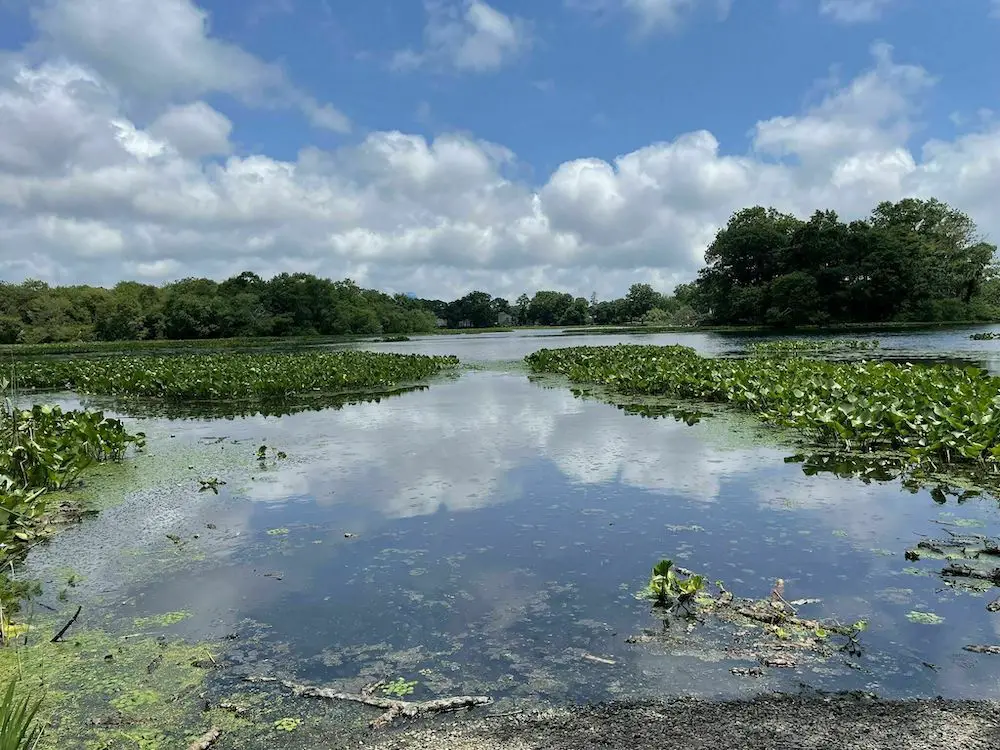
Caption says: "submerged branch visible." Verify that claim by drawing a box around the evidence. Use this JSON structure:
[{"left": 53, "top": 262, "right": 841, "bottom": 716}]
[{"left": 50, "top": 605, "right": 82, "bottom": 643}]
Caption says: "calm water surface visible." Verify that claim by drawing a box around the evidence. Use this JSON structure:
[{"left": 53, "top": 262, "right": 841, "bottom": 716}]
[{"left": 23, "top": 328, "right": 1000, "bottom": 703}]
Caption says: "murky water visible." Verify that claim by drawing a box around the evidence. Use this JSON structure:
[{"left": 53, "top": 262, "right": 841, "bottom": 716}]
[{"left": 21, "top": 327, "right": 1000, "bottom": 706}]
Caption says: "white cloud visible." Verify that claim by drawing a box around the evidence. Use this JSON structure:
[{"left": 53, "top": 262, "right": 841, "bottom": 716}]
[
  {"left": 565, "top": 0, "right": 731, "bottom": 33},
  {"left": 818, "top": 0, "right": 893, "bottom": 23},
  {"left": 1, "top": 37, "right": 1000, "bottom": 299},
  {"left": 148, "top": 102, "right": 233, "bottom": 158},
  {"left": 753, "top": 42, "right": 934, "bottom": 164},
  {"left": 393, "top": 0, "right": 531, "bottom": 73},
  {"left": 300, "top": 99, "right": 353, "bottom": 134},
  {"left": 30, "top": 0, "right": 349, "bottom": 130}
]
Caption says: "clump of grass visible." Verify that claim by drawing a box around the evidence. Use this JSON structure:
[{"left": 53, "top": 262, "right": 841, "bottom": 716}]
[
  {"left": 525, "top": 344, "right": 1000, "bottom": 467},
  {"left": 0, "top": 680, "right": 43, "bottom": 750}
]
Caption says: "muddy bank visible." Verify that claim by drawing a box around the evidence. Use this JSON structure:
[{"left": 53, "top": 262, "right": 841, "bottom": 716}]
[{"left": 362, "top": 695, "right": 1000, "bottom": 750}]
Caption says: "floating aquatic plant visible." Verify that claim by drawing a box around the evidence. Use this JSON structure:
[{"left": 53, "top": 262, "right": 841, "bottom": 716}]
[
  {"left": 906, "top": 610, "right": 944, "bottom": 625},
  {"left": 14, "top": 351, "right": 459, "bottom": 404},
  {"left": 381, "top": 678, "right": 418, "bottom": 698},
  {"left": 526, "top": 344, "right": 1000, "bottom": 469},
  {"left": 642, "top": 559, "right": 705, "bottom": 613}
]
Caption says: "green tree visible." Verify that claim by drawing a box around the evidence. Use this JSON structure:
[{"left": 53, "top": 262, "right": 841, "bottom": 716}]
[{"left": 624, "top": 283, "right": 660, "bottom": 321}]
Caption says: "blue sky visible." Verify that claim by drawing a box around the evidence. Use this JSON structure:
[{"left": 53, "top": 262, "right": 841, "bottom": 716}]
[{"left": 0, "top": 0, "right": 998, "bottom": 299}]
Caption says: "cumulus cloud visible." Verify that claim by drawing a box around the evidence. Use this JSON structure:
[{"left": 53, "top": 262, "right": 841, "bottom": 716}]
[
  {"left": 29, "top": 0, "right": 349, "bottom": 130},
  {"left": 1, "top": 25, "right": 1000, "bottom": 299},
  {"left": 148, "top": 102, "right": 233, "bottom": 158},
  {"left": 392, "top": 0, "right": 531, "bottom": 73}
]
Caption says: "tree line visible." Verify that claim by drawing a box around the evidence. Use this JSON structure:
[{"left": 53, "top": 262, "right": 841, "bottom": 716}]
[
  {"left": 692, "top": 198, "right": 999, "bottom": 326},
  {"left": 0, "top": 275, "right": 693, "bottom": 345},
  {"left": 0, "top": 197, "right": 995, "bottom": 344}
]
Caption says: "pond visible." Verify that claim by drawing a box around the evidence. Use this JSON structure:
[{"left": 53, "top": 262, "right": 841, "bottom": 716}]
[{"left": 16, "top": 326, "right": 1000, "bottom": 736}]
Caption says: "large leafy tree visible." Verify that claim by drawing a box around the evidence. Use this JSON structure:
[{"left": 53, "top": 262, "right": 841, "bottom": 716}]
[{"left": 695, "top": 198, "right": 997, "bottom": 325}]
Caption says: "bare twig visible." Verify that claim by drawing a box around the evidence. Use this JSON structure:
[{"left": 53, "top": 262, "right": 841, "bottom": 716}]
[{"left": 50, "top": 605, "right": 82, "bottom": 643}]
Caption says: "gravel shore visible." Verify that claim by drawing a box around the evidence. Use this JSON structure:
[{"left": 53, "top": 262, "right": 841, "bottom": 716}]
[{"left": 362, "top": 695, "right": 1000, "bottom": 750}]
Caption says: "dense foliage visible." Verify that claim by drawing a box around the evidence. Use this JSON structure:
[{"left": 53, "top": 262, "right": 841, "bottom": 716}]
[
  {"left": 14, "top": 351, "right": 459, "bottom": 403},
  {"left": 1, "top": 392, "right": 143, "bottom": 639},
  {"left": 692, "top": 198, "right": 999, "bottom": 326},
  {"left": 0, "top": 274, "right": 440, "bottom": 344},
  {"left": 526, "top": 344, "right": 1000, "bottom": 467}
]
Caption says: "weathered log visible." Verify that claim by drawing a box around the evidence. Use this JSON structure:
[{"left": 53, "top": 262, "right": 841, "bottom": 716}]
[
  {"left": 187, "top": 727, "right": 220, "bottom": 750},
  {"left": 941, "top": 563, "right": 1000, "bottom": 585},
  {"left": 249, "top": 677, "right": 492, "bottom": 729},
  {"left": 963, "top": 645, "right": 1000, "bottom": 655}
]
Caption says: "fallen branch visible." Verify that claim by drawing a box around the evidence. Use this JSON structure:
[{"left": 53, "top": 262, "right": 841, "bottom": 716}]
[
  {"left": 736, "top": 606, "right": 787, "bottom": 625},
  {"left": 187, "top": 727, "right": 220, "bottom": 750},
  {"left": 941, "top": 563, "right": 1000, "bottom": 586},
  {"left": 50, "top": 605, "right": 82, "bottom": 643},
  {"left": 250, "top": 677, "right": 492, "bottom": 729},
  {"left": 963, "top": 645, "right": 1000, "bottom": 655}
]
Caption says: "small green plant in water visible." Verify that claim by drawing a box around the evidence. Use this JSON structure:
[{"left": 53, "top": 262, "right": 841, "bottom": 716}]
[
  {"left": 0, "top": 680, "right": 44, "bottom": 750},
  {"left": 381, "top": 678, "right": 418, "bottom": 698},
  {"left": 273, "top": 717, "right": 301, "bottom": 732},
  {"left": 266, "top": 528, "right": 289, "bottom": 536},
  {"left": 197, "top": 477, "right": 226, "bottom": 494},
  {"left": 906, "top": 610, "right": 944, "bottom": 625},
  {"left": 643, "top": 559, "right": 705, "bottom": 614}
]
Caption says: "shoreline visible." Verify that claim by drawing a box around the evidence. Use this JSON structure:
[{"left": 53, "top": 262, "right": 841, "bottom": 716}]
[{"left": 362, "top": 694, "right": 1000, "bottom": 750}]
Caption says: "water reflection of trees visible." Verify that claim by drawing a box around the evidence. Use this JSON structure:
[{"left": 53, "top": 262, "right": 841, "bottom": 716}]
[{"left": 78, "top": 385, "right": 428, "bottom": 420}]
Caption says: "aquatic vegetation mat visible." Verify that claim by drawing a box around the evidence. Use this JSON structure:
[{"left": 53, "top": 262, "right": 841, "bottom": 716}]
[
  {"left": 1, "top": 399, "right": 144, "bottom": 634},
  {"left": 525, "top": 344, "right": 1000, "bottom": 470},
  {"left": 14, "top": 351, "right": 460, "bottom": 406}
]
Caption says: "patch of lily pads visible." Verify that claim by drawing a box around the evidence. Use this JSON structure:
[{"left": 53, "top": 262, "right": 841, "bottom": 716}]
[
  {"left": 14, "top": 350, "right": 460, "bottom": 406},
  {"left": 526, "top": 344, "right": 1000, "bottom": 472}
]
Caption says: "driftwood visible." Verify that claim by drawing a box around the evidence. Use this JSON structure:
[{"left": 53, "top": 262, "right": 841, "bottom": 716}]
[
  {"left": 963, "top": 645, "right": 1000, "bottom": 655},
  {"left": 187, "top": 727, "right": 220, "bottom": 750},
  {"left": 51, "top": 605, "right": 82, "bottom": 643},
  {"left": 941, "top": 563, "right": 1000, "bottom": 585},
  {"left": 249, "top": 677, "right": 492, "bottom": 729}
]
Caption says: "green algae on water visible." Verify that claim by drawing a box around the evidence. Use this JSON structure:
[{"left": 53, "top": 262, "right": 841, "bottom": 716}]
[{"left": 133, "top": 611, "right": 191, "bottom": 628}]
